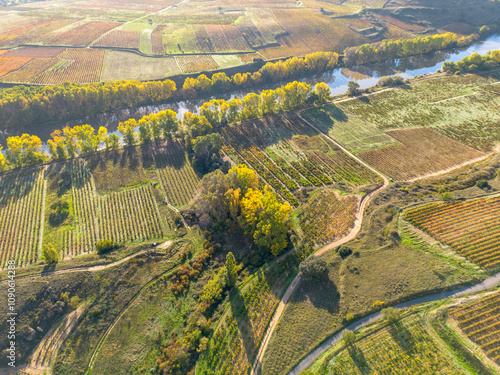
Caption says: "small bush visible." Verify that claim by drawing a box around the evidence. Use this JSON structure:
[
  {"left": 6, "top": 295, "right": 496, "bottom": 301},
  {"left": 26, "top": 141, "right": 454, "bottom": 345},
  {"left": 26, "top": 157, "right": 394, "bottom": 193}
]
[
  {"left": 42, "top": 244, "right": 60, "bottom": 264},
  {"left": 476, "top": 179, "right": 489, "bottom": 189},
  {"left": 96, "top": 239, "right": 117, "bottom": 254},
  {"left": 337, "top": 245, "right": 352, "bottom": 259}
]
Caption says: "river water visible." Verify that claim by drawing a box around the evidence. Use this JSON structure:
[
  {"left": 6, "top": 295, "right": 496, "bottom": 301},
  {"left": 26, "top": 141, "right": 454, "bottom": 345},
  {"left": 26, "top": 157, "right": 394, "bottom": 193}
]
[{"left": 1, "top": 34, "right": 499, "bottom": 146}]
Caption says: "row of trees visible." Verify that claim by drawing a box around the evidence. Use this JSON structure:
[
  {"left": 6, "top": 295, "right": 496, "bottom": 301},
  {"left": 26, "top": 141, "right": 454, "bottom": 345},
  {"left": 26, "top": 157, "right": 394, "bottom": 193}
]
[
  {"left": 195, "top": 165, "right": 292, "bottom": 256},
  {"left": 442, "top": 49, "right": 500, "bottom": 74},
  {"left": 0, "top": 80, "right": 177, "bottom": 129},
  {"left": 0, "top": 80, "right": 331, "bottom": 170},
  {"left": 182, "top": 51, "right": 340, "bottom": 97},
  {"left": 344, "top": 32, "right": 479, "bottom": 66}
]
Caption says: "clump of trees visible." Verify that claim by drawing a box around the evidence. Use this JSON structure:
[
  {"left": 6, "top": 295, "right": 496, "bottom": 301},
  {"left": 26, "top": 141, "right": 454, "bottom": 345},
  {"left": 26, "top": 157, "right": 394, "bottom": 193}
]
[
  {"left": 42, "top": 244, "right": 60, "bottom": 264},
  {"left": 442, "top": 49, "right": 500, "bottom": 74},
  {"left": 95, "top": 239, "right": 117, "bottom": 254},
  {"left": 344, "top": 32, "right": 479, "bottom": 66},
  {"left": 194, "top": 165, "right": 292, "bottom": 256},
  {"left": 299, "top": 256, "right": 328, "bottom": 281},
  {"left": 377, "top": 75, "right": 405, "bottom": 87}
]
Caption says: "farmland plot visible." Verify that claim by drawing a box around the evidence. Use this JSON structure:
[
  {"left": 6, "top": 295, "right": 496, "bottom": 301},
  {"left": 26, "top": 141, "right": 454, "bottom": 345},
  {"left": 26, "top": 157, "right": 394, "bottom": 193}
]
[
  {"left": 297, "top": 189, "right": 359, "bottom": 246},
  {"left": 93, "top": 30, "right": 141, "bottom": 49},
  {"left": 205, "top": 25, "right": 251, "bottom": 52},
  {"left": 338, "top": 74, "right": 500, "bottom": 151},
  {"left": 452, "top": 290, "right": 500, "bottom": 364},
  {"left": 154, "top": 142, "right": 200, "bottom": 207},
  {"left": 0, "top": 169, "right": 45, "bottom": 268},
  {"left": 359, "top": 128, "right": 485, "bottom": 180},
  {"left": 0, "top": 58, "right": 58, "bottom": 83},
  {"left": 248, "top": 8, "right": 287, "bottom": 45},
  {"left": 0, "top": 56, "right": 33, "bottom": 77},
  {"left": 311, "top": 313, "right": 466, "bottom": 375},
  {"left": 31, "top": 48, "right": 105, "bottom": 84},
  {"left": 404, "top": 196, "right": 500, "bottom": 269},
  {"left": 175, "top": 55, "right": 219, "bottom": 73},
  {"left": 44, "top": 21, "right": 120, "bottom": 47},
  {"left": 220, "top": 114, "right": 379, "bottom": 206}
]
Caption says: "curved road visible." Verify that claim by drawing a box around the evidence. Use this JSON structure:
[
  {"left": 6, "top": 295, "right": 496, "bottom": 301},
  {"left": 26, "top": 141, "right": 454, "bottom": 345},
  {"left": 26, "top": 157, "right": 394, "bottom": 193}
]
[
  {"left": 250, "top": 111, "right": 390, "bottom": 375},
  {"left": 288, "top": 272, "right": 500, "bottom": 375}
]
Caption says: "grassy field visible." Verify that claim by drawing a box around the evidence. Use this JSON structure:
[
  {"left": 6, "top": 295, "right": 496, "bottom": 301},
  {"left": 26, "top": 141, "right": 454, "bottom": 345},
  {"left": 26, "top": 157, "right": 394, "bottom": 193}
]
[
  {"left": 301, "top": 104, "right": 397, "bottom": 153},
  {"left": 101, "top": 51, "right": 180, "bottom": 81},
  {"left": 404, "top": 195, "right": 500, "bottom": 269},
  {"left": 338, "top": 73, "right": 500, "bottom": 152}
]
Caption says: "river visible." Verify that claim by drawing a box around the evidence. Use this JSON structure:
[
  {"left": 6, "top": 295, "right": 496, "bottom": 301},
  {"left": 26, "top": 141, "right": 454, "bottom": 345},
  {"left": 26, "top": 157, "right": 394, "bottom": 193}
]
[{"left": 1, "top": 34, "right": 499, "bottom": 146}]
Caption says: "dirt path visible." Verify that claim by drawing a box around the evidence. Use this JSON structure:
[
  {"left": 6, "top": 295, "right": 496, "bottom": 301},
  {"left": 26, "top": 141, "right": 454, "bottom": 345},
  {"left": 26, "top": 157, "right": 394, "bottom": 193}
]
[
  {"left": 250, "top": 112, "right": 390, "bottom": 375},
  {"left": 11, "top": 241, "right": 173, "bottom": 280},
  {"left": 18, "top": 307, "right": 85, "bottom": 375}
]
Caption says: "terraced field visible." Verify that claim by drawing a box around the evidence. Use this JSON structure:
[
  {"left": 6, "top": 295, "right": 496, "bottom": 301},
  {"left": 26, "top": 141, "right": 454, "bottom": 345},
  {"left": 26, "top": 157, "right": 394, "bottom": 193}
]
[
  {"left": 308, "top": 313, "right": 466, "bottom": 375},
  {"left": 297, "top": 190, "right": 359, "bottom": 246},
  {"left": 404, "top": 196, "right": 500, "bottom": 269},
  {"left": 452, "top": 290, "right": 500, "bottom": 364}
]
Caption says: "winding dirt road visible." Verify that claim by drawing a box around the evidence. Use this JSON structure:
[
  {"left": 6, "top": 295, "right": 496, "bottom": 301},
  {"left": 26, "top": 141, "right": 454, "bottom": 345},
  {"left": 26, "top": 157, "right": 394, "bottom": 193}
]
[{"left": 250, "top": 111, "right": 390, "bottom": 375}]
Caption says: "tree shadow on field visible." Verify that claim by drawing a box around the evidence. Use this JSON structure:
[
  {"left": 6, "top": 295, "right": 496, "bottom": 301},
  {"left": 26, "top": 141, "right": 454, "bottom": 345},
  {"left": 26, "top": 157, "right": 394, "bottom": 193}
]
[
  {"left": 230, "top": 287, "right": 257, "bottom": 365},
  {"left": 153, "top": 141, "right": 187, "bottom": 170},
  {"left": 295, "top": 277, "right": 339, "bottom": 315},
  {"left": 357, "top": 95, "right": 370, "bottom": 103},
  {"left": 347, "top": 344, "right": 370, "bottom": 373},
  {"left": 388, "top": 321, "right": 415, "bottom": 352},
  {"left": 140, "top": 144, "right": 154, "bottom": 170}
]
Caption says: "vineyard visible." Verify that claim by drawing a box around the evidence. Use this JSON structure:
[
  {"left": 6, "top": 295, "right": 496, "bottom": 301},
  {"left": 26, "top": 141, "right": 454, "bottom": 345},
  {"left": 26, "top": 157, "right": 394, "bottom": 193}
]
[
  {"left": 0, "top": 56, "right": 33, "bottom": 77},
  {"left": 175, "top": 55, "right": 219, "bottom": 73},
  {"left": 93, "top": 30, "right": 141, "bottom": 49},
  {"left": 205, "top": 25, "right": 250, "bottom": 52},
  {"left": 404, "top": 196, "right": 500, "bottom": 269},
  {"left": 31, "top": 48, "right": 105, "bottom": 84},
  {"left": 220, "top": 114, "right": 379, "bottom": 206},
  {"left": 359, "top": 128, "right": 485, "bottom": 180},
  {"left": 0, "top": 169, "right": 45, "bottom": 268},
  {"left": 99, "top": 185, "right": 165, "bottom": 244},
  {"left": 297, "top": 190, "right": 359, "bottom": 246},
  {"left": 151, "top": 24, "right": 166, "bottom": 55},
  {"left": 312, "top": 313, "right": 465, "bottom": 375},
  {"left": 154, "top": 142, "right": 200, "bottom": 207},
  {"left": 248, "top": 8, "right": 286, "bottom": 45},
  {"left": 452, "top": 290, "right": 500, "bottom": 364},
  {"left": 44, "top": 21, "right": 120, "bottom": 46},
  {"left": 198, "top": 255, "right": 299, "bottom": 375},
  {"left": 0, "top": 57, "right": 58, "bottom": 83}
]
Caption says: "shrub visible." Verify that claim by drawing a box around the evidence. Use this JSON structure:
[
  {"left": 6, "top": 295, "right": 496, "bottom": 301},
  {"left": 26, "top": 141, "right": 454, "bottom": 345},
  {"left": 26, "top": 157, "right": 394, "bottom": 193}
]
[
  {"left": 342, "top": 330, "right": 356, "bottom": 345},
  {"left": 476, "top": 179, "right": 489, "bottom": 189},
  {"left": 95, "top": 239, "right": 117, "bottom": 253},
  {"left": 42, "top": 244, "right": 60, "bottom": 264},
  {"left": 299, "top": 256, "right": 328, "bottom": 281},
  {"left": 381, "top": 307, "right": 401, "bottom": 323},
  {"left": 337, "top": 245, "right": 352, "bottom": 259}
]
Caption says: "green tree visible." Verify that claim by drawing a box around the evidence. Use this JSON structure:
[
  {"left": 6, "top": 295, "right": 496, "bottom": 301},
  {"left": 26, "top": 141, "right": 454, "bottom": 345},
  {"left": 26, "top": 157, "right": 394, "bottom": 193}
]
[
  {"left": 381, "top": 307, "right": 401, "bottom": 323},
  {"left": 225, "top": 252, "right": 238, "bottom": 287},
  {"left": 192, "top": 133, "right": 223, "bottom": 172},
  {"left": 105, "top": 133, "right": 120, "bottom": 150},
  {"left": 42, "top": 244, "right": 60, "bottom": 264},
  {"left": 342, "top": 330, "right": 356, "bottom": 345},
  {"left": 299, "top": 257, "right": 328, "bottom": 281},
  {"left": 5, "top": 134, "right": 46, "bottom": 168},
  {"left": 314, "top": 82, "right": 331, "bottom": 103},
  {"left": 347, "top": 81, "right": 360, "bottom": 96}
]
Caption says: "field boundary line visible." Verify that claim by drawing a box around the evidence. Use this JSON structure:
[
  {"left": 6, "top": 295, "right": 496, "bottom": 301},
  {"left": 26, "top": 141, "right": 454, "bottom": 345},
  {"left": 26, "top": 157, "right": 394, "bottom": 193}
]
[{"left": 249, "top": 110, "right": 389, "bottom": 375}]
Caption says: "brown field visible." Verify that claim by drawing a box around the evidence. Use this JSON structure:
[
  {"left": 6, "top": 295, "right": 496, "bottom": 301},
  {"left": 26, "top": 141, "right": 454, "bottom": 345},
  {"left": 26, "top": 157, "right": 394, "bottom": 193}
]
[
  {"left": 260, "top": 9, "right": 367, "bottom": 58},
  {"left": 175, "top": 55, "right": 218, "bottom": 73},
  {"left": 45, "top": 21, "right": 120, "bottom": 46},
  {"left": 3, "top": 47, "right": 65, "bottom": 58},
  {"left": 205, "top": 25, "right": 250, "bottom": 52},
  {"left": 0, "top": 19, "right": 57, "bottom": 47},
  {"left": 441, "top": 23, "right": 476, "bottom": 35},
  {"left": 0, "top": 57, "right": 58, "bottom": 83},
  {"left": 31, "top": 49, "right": 105, "bottom": 84},
  {"left": 0, "top": 50, "right": 8, "bottom": 56},
  {"left": 358, "top": 128, "right": 485, "bottom": 180},
  {"left": 0, "top": 56, "right": 33, "bottom": 77},
  {"left": 452, "top": 290, "right": 500, "bottom": 363},
  {"left": 93, "top": 30, "right": 141, "bottom": 49},
  {"left": 151, "top": 24, "right": 166, "bottom": 55},
  {"left": 382, "top": 23, "right": 416, "bottom": 40},
  {"left": 377, "top": 14, "right": 427, "bottom": 32},
  {"left": 249, "top": 8, "right": 286, "bottom": 44},
  {"left": 239, "top": 52, "right": 265, "bottom": 63}
]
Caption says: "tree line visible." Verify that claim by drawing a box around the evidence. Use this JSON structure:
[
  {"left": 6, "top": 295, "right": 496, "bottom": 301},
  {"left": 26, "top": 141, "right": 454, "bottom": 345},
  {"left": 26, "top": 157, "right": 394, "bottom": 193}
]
[
  {"left": 442, "top": 49, "right": 500, "bottom": 74},
  {"left": 0, "top": 80, "right": 331, "bottom": 171},
  {"left": 344, "top": 32, "right": 480, "bottom": 66}
]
